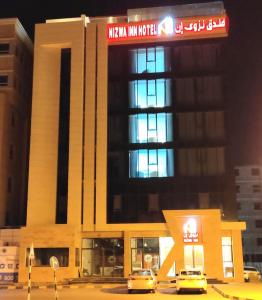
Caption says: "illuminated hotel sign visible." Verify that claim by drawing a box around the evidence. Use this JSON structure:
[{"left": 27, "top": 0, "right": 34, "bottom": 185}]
[
  {"left": 183, "top": 218, "right": 201, "bottom": 243},
  {"left": 107, "top": 15, "right": 228, "bottom": 43}
]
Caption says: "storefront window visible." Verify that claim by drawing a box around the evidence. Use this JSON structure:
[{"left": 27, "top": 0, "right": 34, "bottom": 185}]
[
  {"left": 26, "top": 248, "right": 69, "bottom": 267},
  {"left": 131, "top": 238, "right": 159, "bottom": 272},
  {"left": 184, "top": 245, "right": 204, "bottom": 271},
  {"left": 81, "top": 239, "right": 124, "bottom": 277},
  {"left": 222, "top": 237, "right": 234, "bottom": 278}
]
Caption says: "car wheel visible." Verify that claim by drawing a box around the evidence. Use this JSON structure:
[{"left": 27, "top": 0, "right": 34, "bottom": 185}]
[
  {"left": 244, "top": 278, "right": 250, "bottom": 282},
  {"left": 151, "top": 289, "right": 155, "bottom": 293},
  {"left": 128, "top": 289, "right": 132, "bottom": 294},
  {"left": 177, "top": 289, "right": 181, "bottom": 294},
  {"left": 202, "top": 289, "right": 207, "bottom": 294}
]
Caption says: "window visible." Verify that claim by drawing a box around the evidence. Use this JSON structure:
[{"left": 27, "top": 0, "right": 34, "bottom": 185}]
[
  {"left": 0, "top": 75, "right": 8, "bottom": 86},
  {"left": 7, "top": 177, "right": 12, "bottom": 193},
  {"left": 237, "top": 202, "right": 241, "bottom": 210},
  {"left": 129, "top": 113, "right": 173, "bottom": 143},
  {"left": 129, "top": 149, "right": 174, "bottom": 178},
  {"left": 252, "top": 185, "right": 261, "bottom": 193},
  {"left": 0, "top": 43, "right": 9, "bottom": 54},
  {"left": 26, "top": 248, "right": 69, "bottom": 267},
  {"left": 251, "top": 168, "right": 260, "bottom": 176},
  {"left": 130, "top": 46, "right": 170, "bottom": 74},
  {"left": 129, "top": 79, "right": 171, "bottom": 108},
  {"left": 148, "top": 194, "right": 159, "bottom": 212},
  {"left": 257, "top": 238, "right": 262, "bottom": 246},
  {"left": 9, "top": 145, "right": 13, "bottom": 160},
  {"left": 255, "top": 220, "right": 262, "bottom": 228},
  {"left": 234, "top": 169, "right": 239, "bottom": 176},
  {"left": 178, "top": 147, "right": 225, "bottom": 176},
  {"left": 113, "top": 195, "right": 122, "bottom": 212},
  {"left": 236, "top": 185, "right": 240, "bottom": 193},
  {"left": 222, "top": 237, "right": 234, "bottom": 278},
  {"left": 131, "top": 238, "right": 160, "bottom": 272},
  {"left": 254, "top": 203, "right": 262, "bottom": 210}
]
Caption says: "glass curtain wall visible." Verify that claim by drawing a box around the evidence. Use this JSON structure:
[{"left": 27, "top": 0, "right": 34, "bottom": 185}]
[{"left": 128, "top": 46, "right": 174, "bottom": 178}]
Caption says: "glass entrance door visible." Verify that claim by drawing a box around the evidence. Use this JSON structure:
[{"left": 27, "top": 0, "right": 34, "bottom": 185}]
[{"left": 184, "top": 245, "right": 204, "bottom": 271}]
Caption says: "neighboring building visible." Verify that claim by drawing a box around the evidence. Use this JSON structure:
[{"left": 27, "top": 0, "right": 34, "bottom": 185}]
[
  {"left": 0, "top": 19, "right": 33, "bottom": 227},
  {"left": 18, "top": 2, "right": 245, "bottom": 283},
  {"left": 235, "top": 165, "right": 262, "bottom": 270}
]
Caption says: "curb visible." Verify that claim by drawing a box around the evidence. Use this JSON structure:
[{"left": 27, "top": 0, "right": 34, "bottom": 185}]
[
  {"left": 0, "top": 282, "right": 174, "bottom": 290},
  {"left": 0, "top": 283, "right": 128, "bottom": 290},
  {"left": 212, "top": 285, "right": 255, "bottom": 300}
]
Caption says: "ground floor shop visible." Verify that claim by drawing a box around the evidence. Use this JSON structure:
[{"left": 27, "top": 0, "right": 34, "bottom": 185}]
[{"left": 17, "top": 210, "right": 245, "bottom": 283}]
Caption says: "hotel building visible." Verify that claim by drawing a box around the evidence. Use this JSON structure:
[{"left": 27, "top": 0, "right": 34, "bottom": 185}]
[{"left": 18, "top": 2, "right": 245, "bottom": 283}]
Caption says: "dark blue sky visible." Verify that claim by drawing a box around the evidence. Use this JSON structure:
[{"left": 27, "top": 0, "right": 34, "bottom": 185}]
[{"left": 1, "top": 0, "right": 262, "bottom": 166}]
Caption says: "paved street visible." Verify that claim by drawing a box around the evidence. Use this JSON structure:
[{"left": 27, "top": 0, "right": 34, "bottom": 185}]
[{"left": 0, "top": 286, "right": 223, "bottom": 300}]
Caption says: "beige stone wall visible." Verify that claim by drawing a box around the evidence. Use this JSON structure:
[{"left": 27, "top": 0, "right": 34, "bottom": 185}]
[
  {"left": 95, "top": 22, "right": 108, "bottom": 230},
  {"left": 18, "top": 225, "right": 81, "bottom": 282},
  {"left": 27, "top": 20, "right": 85, "bottom": 226}
]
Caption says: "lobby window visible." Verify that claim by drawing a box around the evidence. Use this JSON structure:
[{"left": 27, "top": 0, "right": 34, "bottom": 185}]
[
  {"left": 255, "top": 220, "right": 262, "bottom": 228},
  {"left": 254, "top": 203, "right": 262, "bottom": 210},
  {"left": 222, "top": 237, "right": 234, "bottom": 278},
  {"left": 129, "top": 113, "right": 173, "bottom": 143},
  {"left": 0, "top": 75, "right": 8, "bottom": 86},
  {"left": 251, "top": 168, "right": 260, "bottom": 176},
  {"left": 0, "top": 43, "right": 9, "bottom": 54},
  {"left": 129, "top": 149, "right": 174, "bottom": 178},
  {"left": 252, "top": 185, "right": 261, "bottom": 193},
  {"left": 26, "top": 248, "right": 69, "bottom": 267},
  {"left": 129, "top": 79, "right": 171, "bottom": 108},
  {"left": 130, "top": 46, "right": 170, "bottom": 74},
  {"left": 131, "top": 238, "right": 160, "bottom": 272}
]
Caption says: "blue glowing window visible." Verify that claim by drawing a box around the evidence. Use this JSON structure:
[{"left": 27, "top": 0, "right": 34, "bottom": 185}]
[
  {"left": 129, "top": 113, "right": 173, "bottom": 143},
  {"left": 130, "top": 47, "right": 169, "bottom": 74},
  {"left": 129, "top": 79, "right": 171, "bottom": 108},
  {"left": 129, "top": 149, "right": 174, "bottom": 178}
]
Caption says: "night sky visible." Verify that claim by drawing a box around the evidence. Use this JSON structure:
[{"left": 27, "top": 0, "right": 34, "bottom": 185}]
[{"left": 1, "top": 0, "right": 262, "bottom": 166}]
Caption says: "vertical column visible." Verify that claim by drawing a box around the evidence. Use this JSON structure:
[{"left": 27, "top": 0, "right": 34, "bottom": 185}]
[
  {"left": 124, "top": 231, "right": 131, "bottom": 278},
  {"left": 83, "top": 23, "right": 97, "bottom": 231},
  {"left": 27, "top": 45, "right": 61, "bottom": 225},
  {"left": 95, "top": 22, "right": 108, "bottom": 230},
  {"left": 232, "top": 230, "right": 244, "bottom": 282}
]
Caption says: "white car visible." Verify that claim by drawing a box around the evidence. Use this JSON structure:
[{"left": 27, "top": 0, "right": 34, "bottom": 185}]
[
  {"left": 244, "top": 266, "right": 261, "bottom": 282},
  {"left": 176, "top": 269, "right": 207, "bottom": 294},
  {"left": 127, "top": 269, "right": 157, "bottom": 293}
]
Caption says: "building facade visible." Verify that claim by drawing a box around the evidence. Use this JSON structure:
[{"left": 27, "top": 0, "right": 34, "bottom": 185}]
[
  {"left": 18, "top": 2, "right": 245, "bottom": 283},
  {"left": 0, "top": 19, "right": 33, "bottom": 227},
  {"left": 235, "top": 165, "right": 262, "bottom": 271}
]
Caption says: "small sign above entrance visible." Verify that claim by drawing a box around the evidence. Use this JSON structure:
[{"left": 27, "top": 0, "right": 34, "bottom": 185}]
[{"left": 183, "top": 218, "right": 201, "bottom": 243}]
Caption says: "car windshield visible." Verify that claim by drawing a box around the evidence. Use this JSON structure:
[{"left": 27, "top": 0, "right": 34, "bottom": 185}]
[
  {"left": 181, "top": 270, "right": 201, "bottom": 276},
  {"left": 244, "top": 267, "right": 257, "bottom": 272},
  {"left": 132, "top": 270, "right": 151, "bottom": 276}
]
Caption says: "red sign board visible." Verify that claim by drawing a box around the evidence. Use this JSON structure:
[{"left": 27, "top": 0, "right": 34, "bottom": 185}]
[{"left": 107, "top": 15, "right": 228, "bottom": 43}]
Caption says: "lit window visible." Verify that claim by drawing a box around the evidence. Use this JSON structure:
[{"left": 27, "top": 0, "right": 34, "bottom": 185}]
[
  {"left": 129, "top": 79, "right": 171, "bottom": 108},
  {"left": 129, "top": 113, "right": 173, "bottom": 143},
  {"left": 130, "top": 47, "right": 169, "bottom": 74},
  {"left": 222, "top": 237, "right": 234, "bottom": 278},
  {"left": 129, "top": 149, "right": 174, "bottom": 178}
]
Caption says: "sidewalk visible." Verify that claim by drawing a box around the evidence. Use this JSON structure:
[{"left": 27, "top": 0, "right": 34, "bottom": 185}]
[{"left": 213, "top": 283, "right": 262, "bottom": 300}]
